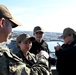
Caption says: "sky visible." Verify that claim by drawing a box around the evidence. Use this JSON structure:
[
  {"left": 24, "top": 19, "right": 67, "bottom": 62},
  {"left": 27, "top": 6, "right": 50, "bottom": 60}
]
[{"left": 0, "top": 0, "right": 76, "bottom": 33}]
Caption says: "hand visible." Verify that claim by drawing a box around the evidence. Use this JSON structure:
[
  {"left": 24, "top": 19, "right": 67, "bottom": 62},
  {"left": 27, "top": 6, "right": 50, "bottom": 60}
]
[
  {"left": 36, "top": 50, "right": 49, "bottom": 59},
  {"left": 54, "top": 45, "right": 62, "bottom": 51}
]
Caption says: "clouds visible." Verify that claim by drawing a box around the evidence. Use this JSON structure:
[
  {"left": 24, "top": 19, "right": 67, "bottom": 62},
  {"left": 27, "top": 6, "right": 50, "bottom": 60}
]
[
  {"left": 13, "top": 4, "right": 76, "bottom": 32},
  {"left": 1, "top": 0, "right": 76, "bottom": 32}
]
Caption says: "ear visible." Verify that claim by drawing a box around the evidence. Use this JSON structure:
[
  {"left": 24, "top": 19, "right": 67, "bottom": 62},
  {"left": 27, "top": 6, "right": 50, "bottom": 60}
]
[
  {"left": 18, "top": 43, "right": 20, "bottom": 47},
  {"left": 0, "top": 18, "right": 5, "bottom": 28},
  {"left": 0, "top": 18, "right": 3, "bottom": 25}
]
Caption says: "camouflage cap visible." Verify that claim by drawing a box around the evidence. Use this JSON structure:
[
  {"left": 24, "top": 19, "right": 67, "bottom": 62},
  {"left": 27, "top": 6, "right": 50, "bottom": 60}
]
[
  {"left": 33, "top": 26, "right": 44, "bottom": 34},
  {"left": 0, "top": 4, "right": 22, "bottom": 28},
  {"left": 16, "top": 33, "right": 35, "bottom": 43},
  {"left": 60, "top": 27, "right": 75, "bottom": 38}
]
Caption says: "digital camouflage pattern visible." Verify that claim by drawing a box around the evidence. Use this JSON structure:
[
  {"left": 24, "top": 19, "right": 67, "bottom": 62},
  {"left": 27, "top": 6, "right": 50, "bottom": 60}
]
[
  {"left": 0, "top": 46, "right": 29, "bottom": 75},
  {"left": 0, "top": 46, "right": 52, "bottom": 75},
  {"left": 15, "top": 50, "right": 37, "bottom": 68}
]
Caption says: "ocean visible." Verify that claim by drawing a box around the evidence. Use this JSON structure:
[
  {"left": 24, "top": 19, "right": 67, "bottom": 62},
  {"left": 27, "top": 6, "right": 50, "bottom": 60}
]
[{"left": 47, "top": 40, "right": 63, "bottom": 52}]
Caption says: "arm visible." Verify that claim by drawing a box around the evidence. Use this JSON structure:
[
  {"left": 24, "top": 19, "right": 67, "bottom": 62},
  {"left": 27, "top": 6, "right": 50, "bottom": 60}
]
[
  {"left": 30, "top": 56, "right": 52, "bottom": 75},
  {"left": 0, "top": 47, "right": 52, "bottom": 75},
  {"left": 29, "top": 50, "right": 52, "bottom": 75}
]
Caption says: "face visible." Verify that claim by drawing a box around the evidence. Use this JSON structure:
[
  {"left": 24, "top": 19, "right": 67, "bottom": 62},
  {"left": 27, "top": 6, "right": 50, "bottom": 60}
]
[
  {"left": 34, "top": 32, "right": 44, "bottom": 41},
  {"left": 18, "top": 39, "right": 32, "bottom": 53},
  {"left": 0, "top": 18, "right": 12, "bottom": 42},
  {"left": 63, "top": 34, "right": 74, "bottom": 44}
]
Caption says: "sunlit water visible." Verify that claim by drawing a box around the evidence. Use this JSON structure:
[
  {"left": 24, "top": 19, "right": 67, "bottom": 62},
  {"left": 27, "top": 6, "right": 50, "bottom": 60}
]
[{"left": 47, "top": 41, "right": 63, "bottom": 52}]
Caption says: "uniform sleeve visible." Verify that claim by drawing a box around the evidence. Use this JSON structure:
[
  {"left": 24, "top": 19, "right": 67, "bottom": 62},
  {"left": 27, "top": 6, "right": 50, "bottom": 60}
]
[
  {"left": 0, "top": 47, "right": 52, "bottom": 75},
  {"left": 29, "top": 56, "right": 52, "bottom": 75},
  {"left": 55, "top": 49, "right": 63, "bottom": 58},
  {"left": 44, "top": 41, "right": 51, "bottom": 54},
  {"left": 0, "top": 53, "right": 9, "bottom": 75}
]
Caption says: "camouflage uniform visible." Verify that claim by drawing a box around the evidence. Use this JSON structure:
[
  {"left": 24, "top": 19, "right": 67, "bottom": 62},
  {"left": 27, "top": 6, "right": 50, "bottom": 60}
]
[
  {"left": 15, "top": 50, "right": 37, "bottom": 67},
  {"left": 0, "top": 46, "right": 52, "bottom": 75}
]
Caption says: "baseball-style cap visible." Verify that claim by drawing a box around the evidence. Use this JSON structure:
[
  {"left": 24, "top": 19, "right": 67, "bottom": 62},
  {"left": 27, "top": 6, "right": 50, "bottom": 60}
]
[
  {"left": 16, "top": 33, "right": 35, "bottom": 43},
  {"left": 60, "top": 27, "right": 75, "bottom": 38},
  {"left": 0, "top": 4, "right": 22, "bottom": 28},
  {"left": 33, "top": 26, "right": 44, "bottom": 34}
]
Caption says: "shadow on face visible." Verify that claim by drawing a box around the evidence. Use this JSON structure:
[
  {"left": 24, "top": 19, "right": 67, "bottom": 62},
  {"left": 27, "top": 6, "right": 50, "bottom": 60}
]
[{"left": 0, "top": 18, "right": 12, "bottom": 42}]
